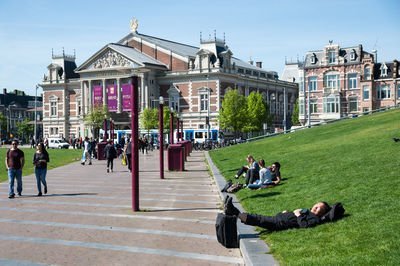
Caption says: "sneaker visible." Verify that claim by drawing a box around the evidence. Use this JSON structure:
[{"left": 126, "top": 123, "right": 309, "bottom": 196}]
[
  {"left": 234, "top": 175, "right": 239, "bottom": 179},
  {"left": 44, "top": 186, "right": 47, "bottom": 194},
  {"left": 81, "top": 162, "right": 85, "bottom": 165},
  {"left": 37, "top": 192, "right": 42, "bottom": 197},
  {"left": 88, "top": 162, "right": 92, "bottom": 165},
  {"left": 224, "top": 197, "right": 240, "bottom": 216},
  {"left": 8, "top": 195, "right": 15, "bottom": 199},
  {"left": 18, "top": 192, "right": 21, "bottom": 196},
  {"left": 107, "top": 168, "right": 109, "bottom": 173}
]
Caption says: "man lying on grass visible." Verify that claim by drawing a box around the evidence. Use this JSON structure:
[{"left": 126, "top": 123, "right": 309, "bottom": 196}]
[{"left": 224, "top": 196, "right": 330, "bottom": 230}]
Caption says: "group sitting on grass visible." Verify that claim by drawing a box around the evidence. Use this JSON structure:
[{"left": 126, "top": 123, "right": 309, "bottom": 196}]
[{"left": 233, "top": 155, "right": 281, "bottom": 189}]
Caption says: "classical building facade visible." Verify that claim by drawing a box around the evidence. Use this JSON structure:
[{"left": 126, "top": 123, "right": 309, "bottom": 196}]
[
  {"left": 283, "top": 43, "right": 399, "bottom": 125},
  {"left": 40, "top": 26, "right": 298, "bottom": 139}
]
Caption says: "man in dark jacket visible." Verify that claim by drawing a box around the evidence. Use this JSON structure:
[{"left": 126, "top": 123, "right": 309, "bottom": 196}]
[{"left": 224, "top": 196, "right": 329, "bottom": 230}]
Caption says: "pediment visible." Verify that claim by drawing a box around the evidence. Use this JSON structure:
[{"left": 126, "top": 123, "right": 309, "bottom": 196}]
[
  {"left": 196, "top": 49, "right": 214, "bottom": 56},
  {"left": 167, "top": 84, "right": 180, "bottom": 96},
  {"left": 87, "top": 49, "right": 139, "bottom": 70}
]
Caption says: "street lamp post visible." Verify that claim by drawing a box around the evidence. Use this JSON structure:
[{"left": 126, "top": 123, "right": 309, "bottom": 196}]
[
  {"left": 170, "top": 107, "right": 174, "bottom": 145},
  {"left": 103, "top": 117, "right": 107, "bottom": 142},
  {"left": 180, "top": 120, "right": 183, "bottom": 141},
  {"left": 131, "top": 76, "right": 139, "bottom": 211},
  {"left": 34, "top": 85, "right": 38, "bottom": 143},
  {"left": 206, "top": 74, "right": 210, "bottom": 143},
  {"left": 159, "top": 96, "right": 164, "bottom": 179},
  {"left": 176, "top": 117, "right": 180, "bottom": 142}
]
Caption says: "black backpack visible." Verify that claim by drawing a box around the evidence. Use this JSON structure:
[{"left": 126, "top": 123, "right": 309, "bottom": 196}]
[
  {"left": 321, "top": 202, "right": 345, "bottom": 223},
  {"left": 215, "top": 213, "right": 239, "bottom": 248},
  {"left": 221, "top": 179, "right": 233, "bottom": 192}
]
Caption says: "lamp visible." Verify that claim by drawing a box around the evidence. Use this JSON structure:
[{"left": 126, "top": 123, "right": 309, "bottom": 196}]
[
  {"left": 159, "top": 96, "right": 164, "bottom": 105},
  {"left": 159, "top": 96, "right": 164, "bottom": 179}
]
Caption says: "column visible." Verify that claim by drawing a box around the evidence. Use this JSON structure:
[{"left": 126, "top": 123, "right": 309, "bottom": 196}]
[
  {"left": 88, "top": 80, "right": 92, "bottom": 111},
  {"left": 80, "top": 80, "right": 85, "bottom": 115},
  {"left": 117, "top": 77, "right": 121, "bottom": 113},
  {"left": 140, "top": 74, "right": 145, "bottom": 112},
  {"left": 102, "top": 79, "right": 106, "bottom": 106}
]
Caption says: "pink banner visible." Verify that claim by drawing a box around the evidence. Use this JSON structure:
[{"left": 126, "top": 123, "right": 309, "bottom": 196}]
[
  {"left": 93, "top": 86, "right": 103, "bottom": 107},
  {"left": 122, "top": 84, "right": 132, "bottom": 111},
  {"left": 107, "top": 85, "right": 117, "bottom": 112}
]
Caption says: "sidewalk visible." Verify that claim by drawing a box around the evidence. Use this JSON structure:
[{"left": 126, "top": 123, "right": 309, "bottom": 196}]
[{"left": 0, "top": 150, "right": 243, "bottom": 265}]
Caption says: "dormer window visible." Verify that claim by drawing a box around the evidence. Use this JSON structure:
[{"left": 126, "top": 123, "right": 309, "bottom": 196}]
[
  {"left": 311, "top": 54, "right": 316, "bottom": 64},
  {"left": 328, "top": 49, "right": 336, "bottom": 63},
  {"left": 381, "top": 63, "right": 388, "bottom": 77},
  {"left": 350, "top": 50, "right": 356, "bottom": 60}
]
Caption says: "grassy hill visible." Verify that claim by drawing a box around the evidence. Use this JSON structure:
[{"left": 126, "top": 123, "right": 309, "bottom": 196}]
[{"left": 209, "top": 109, "right": 400, "bottom": 265}]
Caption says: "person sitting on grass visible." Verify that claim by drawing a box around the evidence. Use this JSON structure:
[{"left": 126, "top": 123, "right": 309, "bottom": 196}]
[
  {"left": 257, "top": 161, "right": 281, "bottom": 190},
  {"left": 224, "top": 196, "right": 330, "bottom": 230},
  {"left": 233, "top": 155, "right": 260, "bottom": 186},
  {"left": 247, "top": 159, "right": 273, "bottom": 190}
]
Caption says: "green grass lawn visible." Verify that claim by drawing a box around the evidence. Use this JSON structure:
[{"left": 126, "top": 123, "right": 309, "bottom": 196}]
[
  {"left": 210, "top": 109, "right": 400, "bottom": 265},
  {"left": 0, "top": 148, "right": 84, "bottom": 183}
]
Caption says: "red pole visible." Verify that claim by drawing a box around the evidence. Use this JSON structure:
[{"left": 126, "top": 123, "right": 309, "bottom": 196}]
[
  {"left": 131, "top": 77, "right": 139, "bottom": 211},
  {"left": 159, "top": 99, "right": 164, "bottom": 179},
  {"left": 111, "top": 122, "right": 114, "bottom": 144},
  {"left": 170, "top": 111, "right": 174, "bottom": 145},
  {"left": 103, "top": 119, "right": 107, "bottom": 142},
  {"left": 176, "top": 118, "right": 180, "bottom": 142}
]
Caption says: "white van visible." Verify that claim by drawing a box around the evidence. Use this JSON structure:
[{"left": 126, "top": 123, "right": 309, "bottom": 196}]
[{"left": 48, "top": 138, "right": 70, "bottom": 149}]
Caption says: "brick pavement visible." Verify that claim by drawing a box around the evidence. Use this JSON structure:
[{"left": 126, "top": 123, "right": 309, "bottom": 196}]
[{"left": 0, "top": 150, "right": 244, "bottom": 265}]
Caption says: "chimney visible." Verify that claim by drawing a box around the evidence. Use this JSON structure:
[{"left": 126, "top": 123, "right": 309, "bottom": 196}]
[
  {"left": 3, "top": 88, "right": 6, "bottom": 94},
  {"left": 256, "top": 61, "right": 262, "bottom": 68},
  {"left": 372, "top": 50, "right": 377, "bottom": 63}
]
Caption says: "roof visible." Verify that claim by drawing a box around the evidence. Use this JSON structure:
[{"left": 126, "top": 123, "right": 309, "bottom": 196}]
[{"left": 119, "top": 31, "right": 274, "bottom": 74}]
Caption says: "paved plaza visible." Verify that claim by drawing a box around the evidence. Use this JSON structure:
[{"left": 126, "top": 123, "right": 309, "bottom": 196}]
[{"left": 0, "top": 150, "right": 244, "bottom": 265}]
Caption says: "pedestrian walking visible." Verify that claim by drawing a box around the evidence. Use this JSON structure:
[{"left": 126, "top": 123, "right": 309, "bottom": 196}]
[
  {"left": 33, "top": 142, "right": 49, "bottom": 196},
  {"left": 30, "top": 138, "right": 35, "bottom": 149},
  {"left": 81, "top": 137, "right": 92, "bottom": 165},
  {"left": 5, "top": 140, "right": 25, "bottom": 198},
  {"left": 104, "top": 140, "right": 117, "bottom": 173},
  {"left": 124, "top": 139, "right": 132, "bottom": 172}
]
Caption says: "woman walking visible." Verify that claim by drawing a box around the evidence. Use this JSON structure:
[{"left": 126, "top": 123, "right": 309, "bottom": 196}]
[
  {"left": 104, "top": 140, "right": 117, "bottom": 173},
  {"left": 33, "top": 142, "right": 49, "bottom": 196}
]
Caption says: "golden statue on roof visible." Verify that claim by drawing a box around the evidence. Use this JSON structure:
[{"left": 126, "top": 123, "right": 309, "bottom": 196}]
[{"left": 130, "top": 17, "right": 138, "bottom": 32}]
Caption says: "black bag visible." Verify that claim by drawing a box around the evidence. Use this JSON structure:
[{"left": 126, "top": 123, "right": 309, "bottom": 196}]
[
  {"left": 321, "top": 202, "right": 345, "bottom": 223},
  {"left": 227, "top": 182, "right": 243, "bottom": 193},
  {"left": 215, "top": 213, "right": 239, "bottom": 248},
  {"left": 221, "top": 179, "right": 233, "bottom": 192}
]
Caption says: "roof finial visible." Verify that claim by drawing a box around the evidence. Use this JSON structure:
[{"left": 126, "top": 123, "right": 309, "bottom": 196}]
[
  {"left": 329, "top": 40, "right": 333, "bottom": 45},
  {"left": 62, "top": 47, "right": 65, "bottom": 57},
  {"left": 214, "top": 30, "right": 216, "bottom": 41},
  {"left": 51, "top": 48, "right": 54, "bottom": 58},
  {"left": 223, "top": 32, "right": 225, "bottom": 43},
  {"left": 130, "top": 17, "right": 138, "bottom": 32},
  {"left": 200, "top": 31, "right": 202, "bottom": 43}
]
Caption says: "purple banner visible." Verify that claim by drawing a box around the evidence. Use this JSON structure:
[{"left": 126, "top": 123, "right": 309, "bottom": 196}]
[
  {"left": 107, "top": 85, "right": 117, "bottom": 112},
  {"left": 93, "top": 86, "right": 103, "bottom": 107},
  {"left": 122, "top": 84, "right": 132, "bottom": 111}
]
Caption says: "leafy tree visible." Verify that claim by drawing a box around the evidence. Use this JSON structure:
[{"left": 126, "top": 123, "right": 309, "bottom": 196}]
[
  {"left": 156, "top": 106, "right": 176, "bottom": 134},
  {"left": 0, "top": 113, "right": 7, "bottom": 138},
  {"left": 84, "top": 105, "right": 111, "bottom": 137},
  {"left": 217, "top": 89, "right": 247, "bottom": 137},
  {"left": 291, "top": 98, "right": 300, "bottom": 126},
  {"left": 140, "top": 107, "right": 158, "bottom": 136},
  {"left": 243, "top": 92, "right": 270, "bottom": 133},
  {"left": 16, "top": 118, "right": 34, "bottom": 141}
]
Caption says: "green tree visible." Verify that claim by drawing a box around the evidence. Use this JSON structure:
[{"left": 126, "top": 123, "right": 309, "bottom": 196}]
[
  {"left": 16, "top": 118, "right": 34, "bottom": 141},
  {"left": 0, "top": 113, "right": 7, "bottom": 139},
  {"left": 291, "top": 98, "right": 300, "bottom": 126},
  {"left": 140, "top": 107, "right": 158, "bottom": 136},
  {"left": 217, "top": 89, "right": 247, "bottom": 137},
  {"left": 84, "top": 105, "right": 111, "bottom": 138},
  {"left": 156, "top": 106, "right": 176, "bottom": 134},
  {"left": 243, "top": 92, "right": 271, "bottom": 133}
]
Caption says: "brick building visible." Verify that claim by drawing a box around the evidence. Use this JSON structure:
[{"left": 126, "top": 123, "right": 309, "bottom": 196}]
[
  {"left": 40, "top": 25, "right": 298, "bottom": 139},
  {"left": 283, "top": 43, "right": 399, "bottom": 125}
]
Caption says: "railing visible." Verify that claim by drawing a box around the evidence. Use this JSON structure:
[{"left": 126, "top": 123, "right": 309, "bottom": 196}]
[{"left": 246, "top": 104, "right": 400, "bottom": 143}]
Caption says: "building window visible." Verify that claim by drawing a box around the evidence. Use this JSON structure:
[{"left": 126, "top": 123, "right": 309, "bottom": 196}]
[
  {"left": 270, "top": 102, "right": 275, "bottom": 113},
  {"left": 50, "top": 101, "right": 57, "bottom": 116},
  {"left": 308, "top": 77, "right": 317, "bottom": 91},
  {"left": 364, "top": 66, "right": 371, "bottom": 80},
  {"left": 324, "top": 74, "right": 340, "bottom": 89},
  {"left": 350, "top": 50, "right": 356, "bottom": 60},
  {"left": 397, "top": 84, "right": 400, "bottom": 99},
  {"left": 349, "top": 97, "right": 358, "bottom": 112},
  {"left": 348, "top": 74, "right": 357, "bottom": 89},
  {"left": 381, "top": 67, "right": 387, "bottom": 77},
  {"left": 299, "top": 77, "right": 304, "bottom": 92},
  {"left": 311, "top": 54, "right": 316, "bottom": 64},
  {"left": 363, "top": 107, "right": 370, "bottom": 112},
  {"left": 323, "top": 97, "right": 340, "bottom": 113},
  {"left": 310, "top": 99, "right": 318, "bottom": 113},
  {"left": 363, "top": 86, "right": 370, "bottom": 100},
  {"left": 170, "top": 97, "right": 179, "bottom": 112},
  {"left": 77, "top": 100, "right": 82, "bottom": 115},
  {"left": 299, "top": 99, "right": 304, "bottom": 114},
  {"left": 328, "top": 49, "right": 336, "bottom": 63},
  {"left": 200, "top": 94, "right": 208, "bottom": 111},
  {"left": 377, "top": 85, "right": 391, "bottom": 100},
  {"left": 276, "top": 102, "right": 281, "bottom": 115}
]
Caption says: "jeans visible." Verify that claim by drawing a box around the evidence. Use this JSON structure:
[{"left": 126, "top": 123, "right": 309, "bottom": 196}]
[
  {"left": 8, "top": 169, "right": 22, "bottom": 196},
  {"left": 107, "top": 158, "right": 114, "bottom": 170},
  {"left": 35, "top": 168, "right": 47, "bottom": 193},
  {"left": 245, "top": 169, "right": 259, "bottom": 185}
]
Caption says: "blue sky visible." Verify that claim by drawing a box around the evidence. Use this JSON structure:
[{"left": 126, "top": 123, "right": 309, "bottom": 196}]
[{"left": 0, "top": 0, "right": 398, "bottom": 96}]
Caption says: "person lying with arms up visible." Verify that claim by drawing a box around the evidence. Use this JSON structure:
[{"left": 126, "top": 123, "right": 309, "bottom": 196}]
[{"left": 224, "top": 196, "right": 330, "bottom": 230}]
